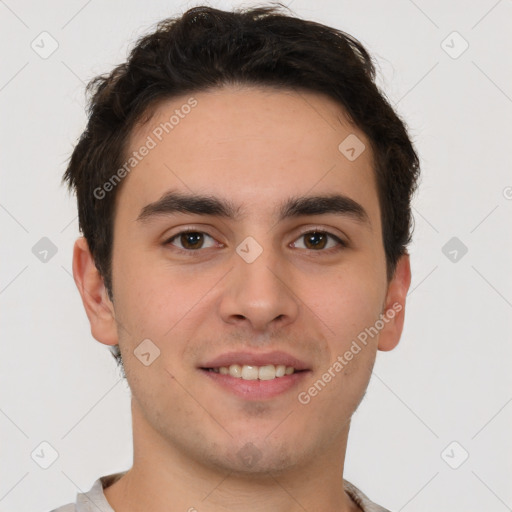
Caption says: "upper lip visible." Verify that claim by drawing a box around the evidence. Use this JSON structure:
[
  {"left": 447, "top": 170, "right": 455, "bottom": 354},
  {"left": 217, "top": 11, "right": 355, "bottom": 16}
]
[{"left": 200, "top": 350, "right": 310, "bottom": 371}]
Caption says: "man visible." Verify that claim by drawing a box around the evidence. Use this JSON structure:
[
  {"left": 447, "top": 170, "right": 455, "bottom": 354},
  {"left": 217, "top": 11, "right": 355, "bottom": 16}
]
[{"left": 52, "top": 3, "right": 419, "bottom": 511}]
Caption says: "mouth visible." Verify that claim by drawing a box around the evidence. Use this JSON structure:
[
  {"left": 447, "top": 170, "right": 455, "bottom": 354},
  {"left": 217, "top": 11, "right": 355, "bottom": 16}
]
[
  {"left": 198, "top": 351, "right": 311, "bottom": 400},
  {"left": 201, "top": 364, "right": 305, "bottom": 381}
]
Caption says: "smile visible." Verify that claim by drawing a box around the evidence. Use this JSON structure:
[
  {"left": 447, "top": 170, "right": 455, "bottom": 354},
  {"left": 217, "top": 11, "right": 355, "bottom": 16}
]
[{"left": 205, "top": 364, "right": 298, "bottom": 381}]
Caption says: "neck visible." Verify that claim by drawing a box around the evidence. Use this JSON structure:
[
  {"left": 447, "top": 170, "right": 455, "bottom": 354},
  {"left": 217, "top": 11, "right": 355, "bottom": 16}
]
[{"left": 104, "top": 398, "right": 360, "bottom": 512}]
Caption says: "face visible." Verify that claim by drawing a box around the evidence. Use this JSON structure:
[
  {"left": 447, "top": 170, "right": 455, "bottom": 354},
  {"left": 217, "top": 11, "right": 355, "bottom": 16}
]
[{"left": 78, "top": 85, "right": 410, "bottom": 476}]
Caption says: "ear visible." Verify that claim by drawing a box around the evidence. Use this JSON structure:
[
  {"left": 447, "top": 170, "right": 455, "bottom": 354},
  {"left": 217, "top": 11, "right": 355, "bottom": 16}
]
[
  {"left": 377, "top": 253, "right": 411, "bottom": 352},
  {"left": 72, "top": 236, "right": 119, "bottom": 346}
]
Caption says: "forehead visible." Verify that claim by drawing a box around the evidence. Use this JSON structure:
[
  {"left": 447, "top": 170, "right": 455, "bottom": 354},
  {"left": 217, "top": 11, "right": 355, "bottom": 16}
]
[{"left": 117, "top": 85, "right": 380, "bottom": 230}]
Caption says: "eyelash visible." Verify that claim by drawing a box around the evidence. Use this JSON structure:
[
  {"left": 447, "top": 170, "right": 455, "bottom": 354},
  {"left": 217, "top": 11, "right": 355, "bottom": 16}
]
[{"left": 163, "top": 228, "right": 347, "bottom": 255}]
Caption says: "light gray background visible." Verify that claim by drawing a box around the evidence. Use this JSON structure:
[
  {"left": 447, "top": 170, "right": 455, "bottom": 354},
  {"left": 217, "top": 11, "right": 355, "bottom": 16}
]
[{"left": 1, "top": 1, "right": 511, "bottom": 511}]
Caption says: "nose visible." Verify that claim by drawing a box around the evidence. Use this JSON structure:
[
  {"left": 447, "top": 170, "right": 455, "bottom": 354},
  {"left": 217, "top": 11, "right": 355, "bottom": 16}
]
[{"left": 218, "top": 242, "right": 300, "bottom": 334}]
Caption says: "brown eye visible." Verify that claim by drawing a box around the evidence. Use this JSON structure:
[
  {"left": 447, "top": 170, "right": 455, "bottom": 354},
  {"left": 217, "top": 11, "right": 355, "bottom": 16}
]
[
  {"left": 291, "top": 231, "right": 345, "bottom": 251},
  {"left": 166, "top": 231, "right": 216, "bottom": 251}
]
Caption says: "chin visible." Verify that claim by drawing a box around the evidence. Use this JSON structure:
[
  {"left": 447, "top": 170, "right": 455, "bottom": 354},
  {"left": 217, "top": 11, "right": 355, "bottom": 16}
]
[{"left": 201, "top": 438, "right": 303, "bottom": 478}]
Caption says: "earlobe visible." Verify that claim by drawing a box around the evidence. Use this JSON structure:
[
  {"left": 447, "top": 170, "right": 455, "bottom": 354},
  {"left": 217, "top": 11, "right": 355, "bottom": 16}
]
[
  {"left": 377, "top": 253, "right": 412, "bottom": 352},
  {"left": 72, "top": 237, "right": 119, "bottom": 346}
]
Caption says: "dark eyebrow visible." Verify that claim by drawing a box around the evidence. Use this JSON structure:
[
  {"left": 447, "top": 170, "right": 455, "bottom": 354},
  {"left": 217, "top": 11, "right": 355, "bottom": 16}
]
[
  {"left": 137, "top": 190, "right": 371, "bottom": 230},
  {"left": 277, "top": 193, "right": 371, "bottom": 229},
  {"left": 137, "top": 191, "right": 242, "bottom": 221}
]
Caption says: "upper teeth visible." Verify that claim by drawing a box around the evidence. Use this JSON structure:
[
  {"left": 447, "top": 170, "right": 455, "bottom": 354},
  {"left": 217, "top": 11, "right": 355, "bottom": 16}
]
[{"left": 212, "top": 364, "right": 296, "bottom": 380}]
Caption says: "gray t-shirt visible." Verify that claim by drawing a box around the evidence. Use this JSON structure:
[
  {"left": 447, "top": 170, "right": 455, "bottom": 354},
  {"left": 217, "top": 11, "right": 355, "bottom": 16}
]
[{"left": 49, "top": 471, "right": 391, "bottom": 512}]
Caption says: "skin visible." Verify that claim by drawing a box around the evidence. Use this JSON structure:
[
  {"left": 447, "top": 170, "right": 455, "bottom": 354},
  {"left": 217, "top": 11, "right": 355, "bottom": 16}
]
[{"left": 73, "top": 85, "right": 411, "bottom": 512}]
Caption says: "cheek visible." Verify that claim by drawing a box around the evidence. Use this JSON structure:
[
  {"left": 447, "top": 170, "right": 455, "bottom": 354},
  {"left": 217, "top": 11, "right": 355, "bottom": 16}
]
[
  {"left": 306, "top": 276, "right": 381, "bottom": 412},
  {"left": 112, "top": 252, "right": 222, "bottom": 348},
  {"left": 309, "top": 268, "right": 385, "bottom": 350},
  {"left": 111, "top": 250, "right": 168, "bottom": 343}
]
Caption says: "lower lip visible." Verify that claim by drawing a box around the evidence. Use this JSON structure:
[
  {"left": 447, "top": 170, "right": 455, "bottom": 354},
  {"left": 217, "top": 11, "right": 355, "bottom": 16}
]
[{"left": 200, "top": 369, "right": 310, "bottom": 400}]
